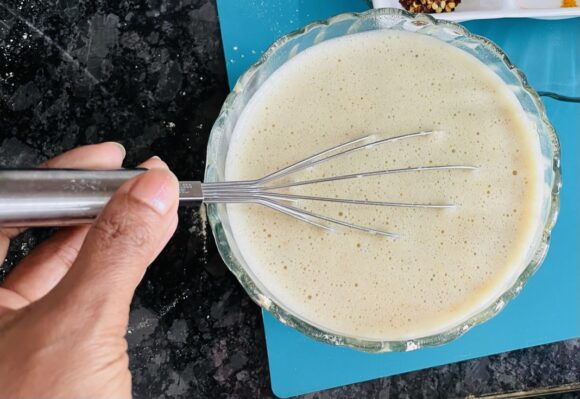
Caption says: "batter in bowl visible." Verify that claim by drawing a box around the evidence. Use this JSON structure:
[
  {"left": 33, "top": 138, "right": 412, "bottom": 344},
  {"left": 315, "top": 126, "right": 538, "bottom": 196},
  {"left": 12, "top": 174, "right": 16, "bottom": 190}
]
[{"left": 225, "top": 30, "right": 543, "bottom": 340}]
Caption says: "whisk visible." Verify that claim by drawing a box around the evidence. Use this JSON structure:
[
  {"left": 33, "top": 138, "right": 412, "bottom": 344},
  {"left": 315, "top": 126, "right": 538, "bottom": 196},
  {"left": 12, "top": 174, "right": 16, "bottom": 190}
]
[{"left": 0, "top": 131, "right": 476, "bottom": 237}]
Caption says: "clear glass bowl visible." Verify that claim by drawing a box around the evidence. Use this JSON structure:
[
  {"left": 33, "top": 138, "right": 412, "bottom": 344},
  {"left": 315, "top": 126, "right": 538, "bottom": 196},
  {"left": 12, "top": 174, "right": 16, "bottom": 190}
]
[{"left": 204, "top": 8, "right": 561, "bottom": 352}]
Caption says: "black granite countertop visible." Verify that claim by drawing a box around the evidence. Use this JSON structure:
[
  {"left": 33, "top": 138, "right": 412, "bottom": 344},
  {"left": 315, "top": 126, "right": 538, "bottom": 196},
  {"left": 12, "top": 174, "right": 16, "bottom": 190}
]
[{"left": 1, "top": 1, "right": 579, "bottom": 398}]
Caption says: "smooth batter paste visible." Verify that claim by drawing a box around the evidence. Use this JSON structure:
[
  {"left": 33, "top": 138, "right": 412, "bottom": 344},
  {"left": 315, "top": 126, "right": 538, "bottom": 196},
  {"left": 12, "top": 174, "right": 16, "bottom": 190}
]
[{"left": 225, "top": 30, "right": 543, "bottom": 340}]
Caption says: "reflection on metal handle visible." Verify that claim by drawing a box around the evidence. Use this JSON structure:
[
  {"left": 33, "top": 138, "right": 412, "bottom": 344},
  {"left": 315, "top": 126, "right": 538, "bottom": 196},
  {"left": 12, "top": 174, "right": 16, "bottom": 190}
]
[
  {"left": 0, "top": 169, "right": 146, "bottom": 227},
  {"left": 0, "top": 168, "right": 204, "bottom": 227}
]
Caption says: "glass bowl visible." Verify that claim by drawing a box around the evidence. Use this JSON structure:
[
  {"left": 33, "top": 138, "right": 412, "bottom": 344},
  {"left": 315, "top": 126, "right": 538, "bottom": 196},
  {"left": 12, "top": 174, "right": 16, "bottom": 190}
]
[{"left": 204, "top": 8, "right": 561, "bottom": 352}]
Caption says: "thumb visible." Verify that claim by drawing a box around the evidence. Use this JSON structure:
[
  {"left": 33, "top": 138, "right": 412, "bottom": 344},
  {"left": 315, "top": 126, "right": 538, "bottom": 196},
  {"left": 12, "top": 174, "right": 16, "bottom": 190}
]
[{"left": 46, "top": 164, "right": 179, "bottom": 329}]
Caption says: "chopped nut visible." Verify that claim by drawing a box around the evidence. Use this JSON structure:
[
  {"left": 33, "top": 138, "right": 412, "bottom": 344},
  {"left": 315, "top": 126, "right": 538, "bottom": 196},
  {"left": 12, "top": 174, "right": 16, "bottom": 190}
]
[{"left": 399, "top": 0, "right": 462, "bottom": 13}]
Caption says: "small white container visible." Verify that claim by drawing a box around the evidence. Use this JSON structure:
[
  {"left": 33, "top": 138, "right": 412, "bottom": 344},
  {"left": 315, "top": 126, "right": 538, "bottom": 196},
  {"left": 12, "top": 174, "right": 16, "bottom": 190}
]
[{"left": 372, "top": 0, "right": 580, "bottom": 21}]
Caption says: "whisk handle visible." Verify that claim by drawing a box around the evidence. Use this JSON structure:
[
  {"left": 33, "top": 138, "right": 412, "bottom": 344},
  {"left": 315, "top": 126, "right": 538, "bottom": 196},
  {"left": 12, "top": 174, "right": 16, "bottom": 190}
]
[{"left": 0, "top": 168, "right": 202, "bottom": 228}]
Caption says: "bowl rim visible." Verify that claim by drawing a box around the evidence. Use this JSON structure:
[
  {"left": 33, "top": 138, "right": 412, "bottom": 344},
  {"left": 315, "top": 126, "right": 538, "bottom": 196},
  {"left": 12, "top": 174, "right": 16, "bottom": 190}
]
[{"left": 204, "top": 7, "right": 562, "bottom": 352}]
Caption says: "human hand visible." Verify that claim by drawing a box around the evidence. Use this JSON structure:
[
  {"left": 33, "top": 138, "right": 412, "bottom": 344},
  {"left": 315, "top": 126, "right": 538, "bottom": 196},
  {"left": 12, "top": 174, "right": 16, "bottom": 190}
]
[{"left": 0, "top": 143, "right": 179, "bottom": 398}]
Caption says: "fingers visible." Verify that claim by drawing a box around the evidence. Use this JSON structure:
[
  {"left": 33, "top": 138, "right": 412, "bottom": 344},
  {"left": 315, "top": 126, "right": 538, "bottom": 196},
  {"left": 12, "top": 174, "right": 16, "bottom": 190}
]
[
  {"left": 0, "top": 142, "right": 126, "bottom": 253},
  {"left": 0, "top": 142, "right": 127, "bottom": 309},
  {"left": 2, "top": 227, "right": 90, "bottom": 305},
  {"left": 45, "top": 160, "right": 179, "bottom": 329},
  {"left": 0, "top": 288, "right": 29, "bottom": 316},
  {"left": 138, "top": 156, "right": 166, "bottom": 170},
  {"left": 41, "top": 142, "right": 126, "bottom": 169},
  {"left": 1, "top": 227, "right": 32, "bottom": 257},
  {"left": 2, "top": 142, "right": 125, "bottom": 238},
  {"left": 0, "top": 235, "right": 9, "bottom": 262}
]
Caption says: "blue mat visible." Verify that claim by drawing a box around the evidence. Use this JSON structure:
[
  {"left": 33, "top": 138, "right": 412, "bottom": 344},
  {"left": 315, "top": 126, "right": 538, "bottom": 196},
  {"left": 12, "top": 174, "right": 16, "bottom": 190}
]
[{"left": 216, "top": 2, "right": 580, "bottom": 397}]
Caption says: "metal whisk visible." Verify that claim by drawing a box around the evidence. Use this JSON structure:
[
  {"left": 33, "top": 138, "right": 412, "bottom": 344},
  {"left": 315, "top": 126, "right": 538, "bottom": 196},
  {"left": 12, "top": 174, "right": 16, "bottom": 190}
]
[{"left": 0, "top": 131, "right": 476, "bottom": 236}]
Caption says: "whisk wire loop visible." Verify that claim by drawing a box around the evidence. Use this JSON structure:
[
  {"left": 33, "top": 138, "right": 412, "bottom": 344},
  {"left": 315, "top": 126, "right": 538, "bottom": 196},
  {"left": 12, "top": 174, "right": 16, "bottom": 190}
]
[{"left": 202, "top": 131, "right": 477, "bottom": 237}]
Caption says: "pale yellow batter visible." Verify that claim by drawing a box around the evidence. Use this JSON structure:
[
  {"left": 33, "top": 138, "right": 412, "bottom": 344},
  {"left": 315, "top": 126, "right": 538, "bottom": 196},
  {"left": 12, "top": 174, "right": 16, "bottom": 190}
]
[{"left": 225, "top": 30, "right": 543, "bottom": 340}]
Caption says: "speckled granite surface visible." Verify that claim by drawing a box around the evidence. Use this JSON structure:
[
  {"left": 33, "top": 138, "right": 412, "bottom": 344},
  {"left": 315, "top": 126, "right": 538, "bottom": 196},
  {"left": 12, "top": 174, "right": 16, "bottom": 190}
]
[{"left": 0, "top": 1, "right": 579, "bottom": 398}]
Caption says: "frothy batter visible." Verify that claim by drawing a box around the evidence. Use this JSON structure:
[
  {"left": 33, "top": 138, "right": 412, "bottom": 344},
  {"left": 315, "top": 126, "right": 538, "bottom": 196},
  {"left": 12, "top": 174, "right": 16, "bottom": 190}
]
[{"left": 225, "top": 30, "right": 543, "bottom": 340}]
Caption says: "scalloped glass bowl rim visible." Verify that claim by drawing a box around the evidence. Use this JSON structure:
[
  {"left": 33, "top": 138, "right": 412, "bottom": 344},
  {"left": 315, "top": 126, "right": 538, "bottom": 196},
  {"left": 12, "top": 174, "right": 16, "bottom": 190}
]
[{"left": 204, "top": 8, "right": 561, "bottom": 352}]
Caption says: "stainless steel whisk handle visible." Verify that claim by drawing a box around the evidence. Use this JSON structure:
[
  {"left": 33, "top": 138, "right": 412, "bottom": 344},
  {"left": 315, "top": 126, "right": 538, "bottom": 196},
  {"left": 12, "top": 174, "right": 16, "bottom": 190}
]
[{"left": 0, "top": 169, "right": 203, "bottom": 228}]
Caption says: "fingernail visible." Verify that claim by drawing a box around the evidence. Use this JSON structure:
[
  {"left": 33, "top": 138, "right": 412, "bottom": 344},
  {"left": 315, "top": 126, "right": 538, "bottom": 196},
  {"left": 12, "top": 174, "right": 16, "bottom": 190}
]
[
  {"left": 151, "top": 155, "right": 161, "bottom": 160},
  {"left": 129, "top": 169, "right": 178, "bottom": 215},
  {"left": 106, "top": 142, "right": 126, "bottom": 159}
]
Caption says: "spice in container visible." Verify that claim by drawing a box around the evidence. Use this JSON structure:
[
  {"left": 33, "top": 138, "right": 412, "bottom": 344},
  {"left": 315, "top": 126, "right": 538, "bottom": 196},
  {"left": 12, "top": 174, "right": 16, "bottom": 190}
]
[{"left": 518, "top": 0, "right": 577, "bottom": 7}]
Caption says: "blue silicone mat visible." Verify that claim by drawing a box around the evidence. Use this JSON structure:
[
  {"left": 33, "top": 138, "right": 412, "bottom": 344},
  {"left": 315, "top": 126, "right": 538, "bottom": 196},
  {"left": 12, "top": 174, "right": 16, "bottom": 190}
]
[{"left": 216, "top": 2, "right": 580, "bottom": 397}]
